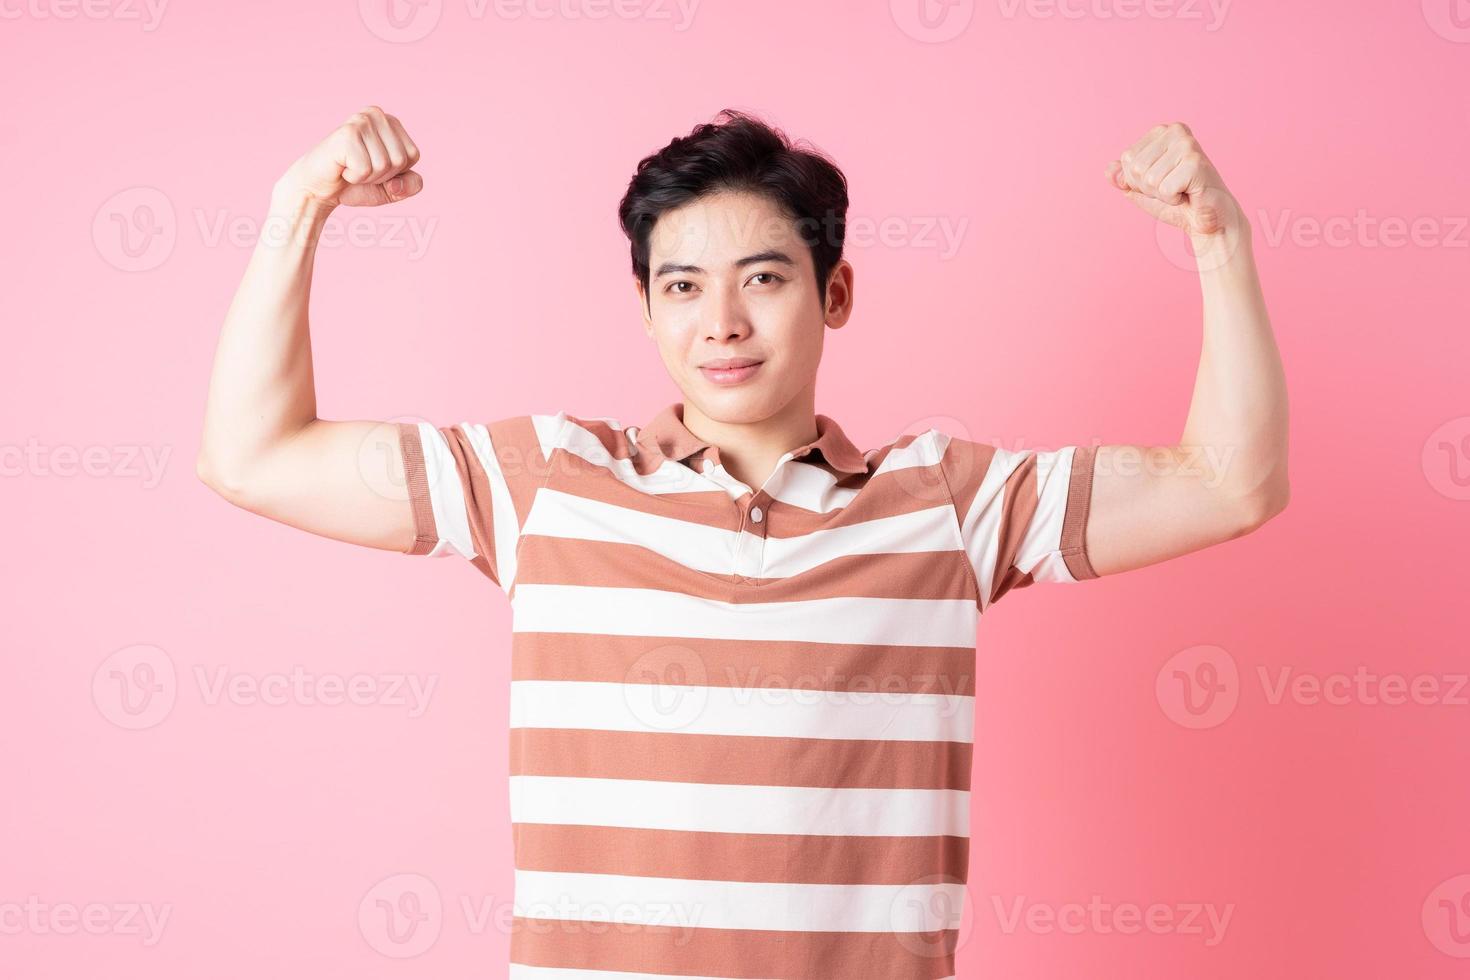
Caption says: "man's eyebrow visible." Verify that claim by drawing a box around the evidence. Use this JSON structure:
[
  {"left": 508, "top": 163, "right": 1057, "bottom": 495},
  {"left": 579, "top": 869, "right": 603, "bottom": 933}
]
[{"left": 652, "top": 250, "right": 797, "bottom": 279}]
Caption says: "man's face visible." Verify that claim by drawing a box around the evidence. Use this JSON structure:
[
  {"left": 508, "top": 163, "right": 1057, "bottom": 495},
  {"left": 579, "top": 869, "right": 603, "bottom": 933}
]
[{"left": 637, "top": 190, "right": 852, "bottom": 424}]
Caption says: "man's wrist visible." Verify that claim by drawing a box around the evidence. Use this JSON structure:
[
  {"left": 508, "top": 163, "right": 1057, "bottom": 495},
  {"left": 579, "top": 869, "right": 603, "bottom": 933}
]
[
  {"left": 1187, "top": 196, "right": 1251, "bottom": 268},
  {"left": 263, "top": 183, "right": 337, "bottom": 250}
]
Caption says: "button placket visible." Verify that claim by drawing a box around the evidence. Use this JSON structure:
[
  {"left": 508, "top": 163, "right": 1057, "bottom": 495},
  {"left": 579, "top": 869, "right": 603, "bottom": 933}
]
[
  {"left": 719, "top": 451, "right": 794, "bottom": 583},
  {"left": 736, "top": 456, "right": 779, "bottom": 578}
]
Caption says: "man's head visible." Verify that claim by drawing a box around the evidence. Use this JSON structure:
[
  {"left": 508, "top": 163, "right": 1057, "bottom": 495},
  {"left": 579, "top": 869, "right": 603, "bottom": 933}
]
[{"left": 617, "top": 109, "right": 853, "bottom": 425}]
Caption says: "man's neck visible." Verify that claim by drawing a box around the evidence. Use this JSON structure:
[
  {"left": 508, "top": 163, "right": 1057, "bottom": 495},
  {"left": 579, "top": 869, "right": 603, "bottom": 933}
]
[{"left": 682, "top": 388, "right": 819, "bottom": 492}]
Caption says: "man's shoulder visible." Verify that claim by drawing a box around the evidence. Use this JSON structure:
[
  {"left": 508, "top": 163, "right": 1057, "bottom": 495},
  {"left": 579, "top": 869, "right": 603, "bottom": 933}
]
[
  {"left": 473, "top": 408, "right": 620, "bottom": 440},
  {"left": 503, "top": 409, "right": 634, "bottom": 462},
  {"left": 864, "top": 419, "right": 960, "bottom": 465}
]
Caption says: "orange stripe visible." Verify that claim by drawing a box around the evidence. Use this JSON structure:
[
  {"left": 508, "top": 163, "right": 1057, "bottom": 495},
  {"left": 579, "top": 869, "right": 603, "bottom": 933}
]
[
  {"left": 395, "top": 422, "right": 438, "bottom": 555},
  {"left": 991, "top": 567, "right": 1035, "bottom": 603},
  {"left": 552, "top": 449, "right": 743, "bottom": 526},
  {"left": 512, "top": 824, "right": 969, "bottom": 885},
  {"left": 509, "top": 728, "right": 971, "bottom": 790},
  {"left": 990, "top": 451, "right": 1040, "bottom": 606},
  {"left": 515, "top": 535, "right": 977, "bottom": 603},
  {"left": 1062, "top": 444, "right": 1099, "bottom": 580},
  {"left": 509, "top": 918, "right": 958, "bottom": 979},
  {"left": 936, "top": 435, "right": 999, "bottom": 524},
  {"left": 436, "top": 423, "right": 500, "bottom": 582}
]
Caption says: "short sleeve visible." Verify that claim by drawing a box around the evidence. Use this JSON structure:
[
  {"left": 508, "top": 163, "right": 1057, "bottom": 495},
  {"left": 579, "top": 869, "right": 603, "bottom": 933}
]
[
  {"left": 395, "top": 412, "right": 567, "bottom": 591},
  {"left": 938, "top": 435, "right": 1100, "bottom": 612}
]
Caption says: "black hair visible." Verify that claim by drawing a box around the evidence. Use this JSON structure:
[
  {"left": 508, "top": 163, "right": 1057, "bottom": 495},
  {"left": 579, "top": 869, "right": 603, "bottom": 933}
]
[{"left": 617, "top": 108, "right": 850, "bottom": 313}]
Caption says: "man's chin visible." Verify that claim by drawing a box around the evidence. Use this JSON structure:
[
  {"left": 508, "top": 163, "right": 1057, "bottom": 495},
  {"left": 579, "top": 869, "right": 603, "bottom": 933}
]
[{"left": 682, "top": 382, "right": 781, "bottom": 425}]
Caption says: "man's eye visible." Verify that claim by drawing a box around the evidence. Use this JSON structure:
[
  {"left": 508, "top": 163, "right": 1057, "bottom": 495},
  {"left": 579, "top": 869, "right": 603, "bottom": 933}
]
[
  {"left": 750, "top": 273, "right": 782, "bottom": 286},
  {"left": 668, "top": 281, "right": 696, "bottom": 294}
]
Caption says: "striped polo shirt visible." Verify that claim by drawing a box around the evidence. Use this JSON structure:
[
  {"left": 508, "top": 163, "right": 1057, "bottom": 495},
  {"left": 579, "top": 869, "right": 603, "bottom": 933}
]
[{"left": 396, "top": 402, "right": 1098, "bottom": 980}]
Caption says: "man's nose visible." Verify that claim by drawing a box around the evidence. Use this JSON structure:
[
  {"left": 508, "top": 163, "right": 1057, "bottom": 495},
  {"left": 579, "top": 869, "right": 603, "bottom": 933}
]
[{"left": 706, "top": 287, "right": 751, "bottom": 339}]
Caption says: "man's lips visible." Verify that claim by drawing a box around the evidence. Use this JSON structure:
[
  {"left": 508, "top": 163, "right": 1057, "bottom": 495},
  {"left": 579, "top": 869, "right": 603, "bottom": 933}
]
[
  {"left": 700, "top": 357, "right": 763, "bottom": 369},
  {"left": 699, "top": 360, "right": 764, "bottom": 384}
]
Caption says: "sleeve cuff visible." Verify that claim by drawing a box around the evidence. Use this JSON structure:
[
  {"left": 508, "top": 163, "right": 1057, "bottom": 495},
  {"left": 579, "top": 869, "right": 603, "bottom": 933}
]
[
  {"left": 1060, "top": 444, "right": 1099, "bottom": 581},
  {"left": 397, "top": 421, "right": 440, "bottom": 556}
]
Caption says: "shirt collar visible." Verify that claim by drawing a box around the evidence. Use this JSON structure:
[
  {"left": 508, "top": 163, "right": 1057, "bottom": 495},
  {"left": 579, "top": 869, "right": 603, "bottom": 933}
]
[{"left": 634, "top": 401, "right": 869, "bottom": 475}]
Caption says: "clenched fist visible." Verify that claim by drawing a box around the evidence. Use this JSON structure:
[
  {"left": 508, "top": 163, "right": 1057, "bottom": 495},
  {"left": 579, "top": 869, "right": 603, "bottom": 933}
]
[
  {"left": 1106, "top": 122, "right": 1242, "bottom": 237},
  {"left": 275, "top": 106, "right": 423, "bottom": 209}
]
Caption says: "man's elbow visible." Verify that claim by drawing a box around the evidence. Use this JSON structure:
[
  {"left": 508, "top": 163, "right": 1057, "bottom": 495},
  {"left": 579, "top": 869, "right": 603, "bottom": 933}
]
[
  {"left": 195, "top": 450, "right": 253, "bottom": 505},
  {"left": 1232, "top": 478, "right": 1290, "bottom": 536}
]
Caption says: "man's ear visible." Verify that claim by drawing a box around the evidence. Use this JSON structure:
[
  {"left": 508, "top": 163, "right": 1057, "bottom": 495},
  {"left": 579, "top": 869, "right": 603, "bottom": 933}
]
[{"left": 824, "top": 259, "right": 855, "bottom": 329}]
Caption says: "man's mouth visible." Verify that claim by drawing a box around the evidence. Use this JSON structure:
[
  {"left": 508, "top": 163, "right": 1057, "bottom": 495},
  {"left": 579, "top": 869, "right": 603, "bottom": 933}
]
[{"left": 699, "top": 358, "right": 764, "bottom": 385}]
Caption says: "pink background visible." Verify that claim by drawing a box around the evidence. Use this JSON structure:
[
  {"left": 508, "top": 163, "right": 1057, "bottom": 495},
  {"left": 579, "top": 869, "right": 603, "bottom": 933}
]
[{"left": 3, "top": 1, "right": 1468, "bottom": 977}]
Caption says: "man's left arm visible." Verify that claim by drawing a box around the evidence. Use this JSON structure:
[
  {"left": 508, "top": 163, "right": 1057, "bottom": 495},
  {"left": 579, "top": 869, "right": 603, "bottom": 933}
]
[{"left": 1086, "top": 122, "right": 1290, "bottom": 577}]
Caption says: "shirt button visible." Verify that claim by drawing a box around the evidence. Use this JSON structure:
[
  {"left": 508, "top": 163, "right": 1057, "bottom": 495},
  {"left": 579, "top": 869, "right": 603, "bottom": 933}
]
[
  {"left": 750, "top": 506, "right": 764, "bottom": 523},
  {"left": 701, "top": 458, "right": 714, "bottom": 475}
]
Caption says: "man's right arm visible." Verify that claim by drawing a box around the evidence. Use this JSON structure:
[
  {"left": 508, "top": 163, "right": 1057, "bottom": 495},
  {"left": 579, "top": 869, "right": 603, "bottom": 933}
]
[{"left": 195, "top": 107, "right": 425, "bottom": 553}]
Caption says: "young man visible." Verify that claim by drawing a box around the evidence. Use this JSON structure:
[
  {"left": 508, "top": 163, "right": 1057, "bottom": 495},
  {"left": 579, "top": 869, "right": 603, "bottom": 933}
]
[{"left": 198, "top": 107, "right": 1288, "bottom": 979}]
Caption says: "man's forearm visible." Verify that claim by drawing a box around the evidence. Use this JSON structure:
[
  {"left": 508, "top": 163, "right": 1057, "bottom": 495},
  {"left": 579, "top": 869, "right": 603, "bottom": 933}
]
[
  {"left": 197, "top": 185, "right": 335, "bottom": 490},
  {"left": 1178, "top": 215, "right": 1291, "bottom": 520}
]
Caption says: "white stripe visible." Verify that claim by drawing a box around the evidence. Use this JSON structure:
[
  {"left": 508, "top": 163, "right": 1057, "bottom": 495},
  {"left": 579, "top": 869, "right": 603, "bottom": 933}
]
[
  {"left": 872, "top": 427, "right": 948, "bottom": 476},
  {"left": 509, "top": 775, "right": 969, "bottom": 837},
  {"left": 700, "top": 460, "right": 755, "bottom": 502},
  {"left": 763, "top": 457, "right": 860, "bottom": 513},
  {"left": 462, "top": 422, "right": 519, "bottom": 589},
  {"left": 525, "top": 489, "right": 736, "bottom": 574},
  {"left": 511, "top": 969, "right": 954, "bottom": 980},
  {"left": 960, "top": 445, "right": 1083, "bottom": 611},
  {"left": 510, "top": 679, "right": 973, "bottom": 743},
  {"left": 1012, "top": 446, "right": 1079, "bottom": 584},
  {"left": 416, "top": 422, "right": 476, "bottom": 560},
  {"left": 512, "top": 868, "right": 967, "bottom": 934},
  {"left": 525, "top": 490, "right": 960, "bottom": 580},
  {"left": 957, "top": 444, "right": 1028, "bottom": 614},
  {"left": 759, "top": 503, "right": 958, "bottom": 576},
  {"left": 511, "top": 967, "right": 786, "bottom": 980},
  {"left": 533, "top": 411, "right": 571, "bottom": 462},
  {"left": 557, "top": 417, "right": 714, "bottom": 495},
  {"left": 512, "top": 585, "right": 976, "bottom": 648}
]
